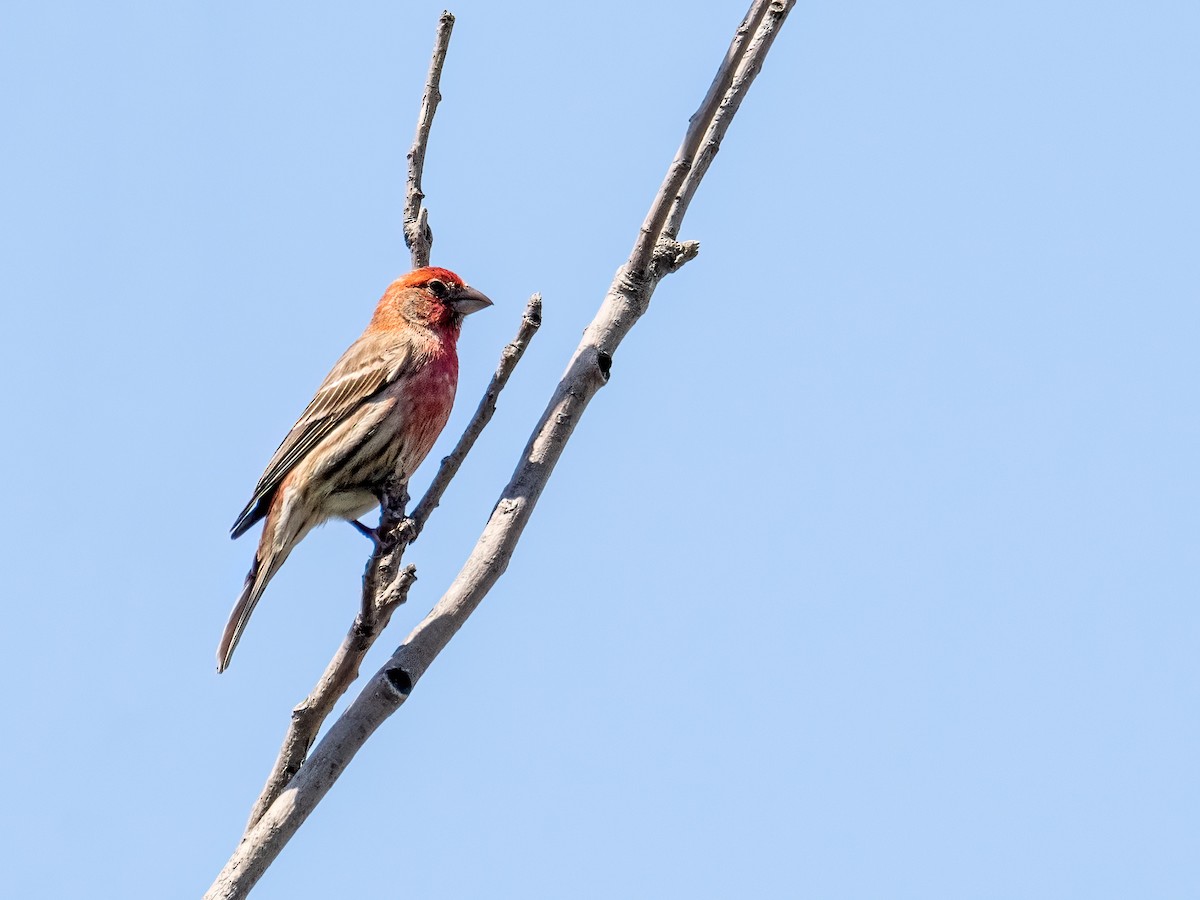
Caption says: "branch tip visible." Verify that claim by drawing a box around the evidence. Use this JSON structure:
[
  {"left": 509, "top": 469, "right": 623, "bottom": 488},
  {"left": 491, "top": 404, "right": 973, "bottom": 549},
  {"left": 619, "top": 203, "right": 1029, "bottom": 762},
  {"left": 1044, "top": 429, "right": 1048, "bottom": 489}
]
[
  {"left": 524, "top": 294, "right": 543, "bottom": 328},
  {"left": 404, "top": 13, "right": 456, "bottom": 267}
]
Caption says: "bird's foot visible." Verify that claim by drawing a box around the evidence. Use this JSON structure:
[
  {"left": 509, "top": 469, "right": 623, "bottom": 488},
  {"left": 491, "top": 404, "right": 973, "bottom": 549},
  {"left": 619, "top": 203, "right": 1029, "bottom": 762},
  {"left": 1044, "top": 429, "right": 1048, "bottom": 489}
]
[{"left": 350, "top": 519, "right": 380, "bottom": 545}]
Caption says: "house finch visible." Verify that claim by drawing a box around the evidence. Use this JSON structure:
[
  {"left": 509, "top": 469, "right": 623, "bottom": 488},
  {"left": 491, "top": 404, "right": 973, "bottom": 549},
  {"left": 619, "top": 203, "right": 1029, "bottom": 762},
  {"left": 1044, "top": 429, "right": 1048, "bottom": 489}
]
[{"left": 218, "top": 266, "right": 492, "bottom": 672}]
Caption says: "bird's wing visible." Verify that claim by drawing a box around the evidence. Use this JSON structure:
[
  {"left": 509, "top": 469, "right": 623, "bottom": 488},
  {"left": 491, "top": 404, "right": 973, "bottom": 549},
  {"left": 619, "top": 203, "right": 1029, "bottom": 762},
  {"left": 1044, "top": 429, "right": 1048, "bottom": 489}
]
[{"left": 230, "top": 335, "right": 416, "bottom": 537}]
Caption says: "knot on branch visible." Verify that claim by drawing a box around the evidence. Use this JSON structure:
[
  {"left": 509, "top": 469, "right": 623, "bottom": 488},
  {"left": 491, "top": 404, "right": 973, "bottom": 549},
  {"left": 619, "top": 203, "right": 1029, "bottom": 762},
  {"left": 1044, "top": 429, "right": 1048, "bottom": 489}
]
[
  {"left": 403, "top": 218, "right": 433, "bottom": 246},
  {"left": 377, "top": 563, "right": 417, "bottom": 610},
  {"left": 649, "top": 239, "right": 701, "bottom": 280},
  {"left": 404, "top": 207, "right": 434, "bottom": 266},
  {"left": 397, "top": 516, "right": 420, "bottom": 544}
]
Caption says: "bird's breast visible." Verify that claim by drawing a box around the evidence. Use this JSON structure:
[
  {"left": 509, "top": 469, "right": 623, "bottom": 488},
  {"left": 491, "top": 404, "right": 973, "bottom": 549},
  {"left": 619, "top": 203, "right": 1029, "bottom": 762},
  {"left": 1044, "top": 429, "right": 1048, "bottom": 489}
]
[{"left": 386, "top": 348, "right": 459, "bottom": 477}]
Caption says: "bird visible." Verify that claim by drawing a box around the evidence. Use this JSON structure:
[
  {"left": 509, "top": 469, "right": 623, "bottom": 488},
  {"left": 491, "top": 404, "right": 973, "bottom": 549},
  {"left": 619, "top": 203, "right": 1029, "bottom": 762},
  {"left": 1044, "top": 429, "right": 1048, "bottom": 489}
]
[{"left": 218, "top": 266, "right": 492, "bottom": 672}]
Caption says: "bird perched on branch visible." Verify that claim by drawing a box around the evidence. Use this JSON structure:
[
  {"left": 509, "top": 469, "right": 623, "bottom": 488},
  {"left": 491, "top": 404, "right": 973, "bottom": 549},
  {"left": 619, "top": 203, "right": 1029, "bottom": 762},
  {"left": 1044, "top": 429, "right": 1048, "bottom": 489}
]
[{"left": 218, "top": 267, "right": 492, "bottom": 673}]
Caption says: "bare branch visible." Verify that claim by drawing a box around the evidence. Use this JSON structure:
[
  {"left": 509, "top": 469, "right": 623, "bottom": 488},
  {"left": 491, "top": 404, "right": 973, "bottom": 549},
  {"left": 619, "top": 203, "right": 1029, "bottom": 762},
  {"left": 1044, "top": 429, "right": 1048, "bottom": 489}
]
[
  {"left": 409, "top": 295, "right": 543, "bottom": 534},
  {"left": 232, "top": 14, "right": 543, "bottom": 841},
  {"left": 629, "top": 0, "right": 778, "bottom": 277},
  {"left": 403, "top": 10, "right": 455, "bottom": 268},
  {"left": 663, "top": 0, "right": 791, "bottom": 242},
  {"left": 239, "top": 295, "right": 541, "bottom": 836},
  {"left": 204, "top": 4, "right": 795, "bottom": 895}
]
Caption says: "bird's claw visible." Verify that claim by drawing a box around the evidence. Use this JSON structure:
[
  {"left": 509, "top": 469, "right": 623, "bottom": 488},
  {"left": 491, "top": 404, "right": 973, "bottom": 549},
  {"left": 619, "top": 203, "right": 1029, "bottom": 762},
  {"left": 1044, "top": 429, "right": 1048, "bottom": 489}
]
[{"left": 350, "top": 519, "right": 380, "bottom": 544}]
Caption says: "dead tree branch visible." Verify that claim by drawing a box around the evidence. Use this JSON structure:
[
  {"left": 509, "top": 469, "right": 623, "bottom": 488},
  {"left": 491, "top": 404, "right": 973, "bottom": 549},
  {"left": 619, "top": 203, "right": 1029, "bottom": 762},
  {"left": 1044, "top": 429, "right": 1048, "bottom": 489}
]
[
  {"left": 206, "top": 2, "right": 794, "bottom": 896},
  {"left": 404, "top": 10, "right": 455, "bottom": 268}
]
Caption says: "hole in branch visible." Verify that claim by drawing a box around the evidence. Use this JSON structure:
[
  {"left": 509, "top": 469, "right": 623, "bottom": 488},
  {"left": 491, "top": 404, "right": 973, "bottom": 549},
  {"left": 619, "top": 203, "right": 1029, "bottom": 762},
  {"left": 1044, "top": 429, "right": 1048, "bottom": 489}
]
[
  {"left": 385, "top": 667, "right": 413, "bottom": 696},
  {"left": 596, "top": 350, "right": 612, "bottom": 382}
]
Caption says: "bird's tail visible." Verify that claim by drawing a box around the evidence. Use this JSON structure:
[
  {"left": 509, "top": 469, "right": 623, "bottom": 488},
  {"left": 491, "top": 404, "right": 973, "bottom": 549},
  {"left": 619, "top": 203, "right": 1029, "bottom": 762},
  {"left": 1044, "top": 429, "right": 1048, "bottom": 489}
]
[
  {"left": 217, "top": 560, "right": 261, "bottom": 673},
  {"left": 217, "top": 544, "right": 290, "bottom": 673}
]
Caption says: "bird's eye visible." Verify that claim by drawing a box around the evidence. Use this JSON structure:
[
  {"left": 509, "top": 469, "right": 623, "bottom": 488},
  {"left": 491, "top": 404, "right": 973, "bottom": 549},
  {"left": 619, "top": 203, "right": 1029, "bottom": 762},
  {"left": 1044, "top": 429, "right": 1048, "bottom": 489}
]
[{"left": 427, "top": 279, "right": 449, "bottom": 299}]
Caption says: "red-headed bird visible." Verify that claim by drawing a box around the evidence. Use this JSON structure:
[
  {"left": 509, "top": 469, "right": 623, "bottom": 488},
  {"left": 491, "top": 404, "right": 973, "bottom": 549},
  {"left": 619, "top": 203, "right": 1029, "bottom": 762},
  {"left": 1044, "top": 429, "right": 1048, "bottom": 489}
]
[{"left": 219, "top": 267, "right": 492, "bottom": 672}]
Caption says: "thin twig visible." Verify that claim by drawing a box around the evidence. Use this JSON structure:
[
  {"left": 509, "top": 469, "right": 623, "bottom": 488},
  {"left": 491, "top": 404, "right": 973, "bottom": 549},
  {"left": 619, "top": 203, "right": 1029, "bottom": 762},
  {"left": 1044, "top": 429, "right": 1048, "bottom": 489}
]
[
  {"left": 404, "top": 11, "right": 455, "bottom": 268},
  {"left": 241, "top": 295, "right": 541, "bottom": 834},
  {"left": 628, "top": 0, "right": 776, "bottom": 279},
  {"left": 205, "top": 4, "right": 795, "bottom": 895},
  {"left": 662, "top": 1, "right": 789, "bottom": 243},
  {"left": 239, "top": 8, "right": 483, "bottom": 836},
  {"left": 409, "top": 296, "right": 543, "bottom": 532}
]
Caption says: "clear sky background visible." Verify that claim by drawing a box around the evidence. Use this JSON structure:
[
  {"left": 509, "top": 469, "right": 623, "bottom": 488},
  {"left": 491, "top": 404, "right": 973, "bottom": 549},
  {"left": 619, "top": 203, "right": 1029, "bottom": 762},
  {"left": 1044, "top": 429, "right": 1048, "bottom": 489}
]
[{"left": 2, "top": 2, "right": 1197, "bottom": 897}]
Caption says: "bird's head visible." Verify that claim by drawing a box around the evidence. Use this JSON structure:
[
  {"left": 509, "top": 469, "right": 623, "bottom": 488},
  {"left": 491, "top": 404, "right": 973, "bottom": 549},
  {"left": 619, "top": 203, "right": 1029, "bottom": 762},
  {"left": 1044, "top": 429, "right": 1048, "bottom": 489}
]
[{"left": 372, "top": 266, "right": 493, "bottom": 334}]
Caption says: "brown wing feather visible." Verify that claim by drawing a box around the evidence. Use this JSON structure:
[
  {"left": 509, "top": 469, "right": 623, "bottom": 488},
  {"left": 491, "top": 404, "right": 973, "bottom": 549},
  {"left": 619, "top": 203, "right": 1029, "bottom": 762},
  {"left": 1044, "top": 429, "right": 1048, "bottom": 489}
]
[{"left": 230, "top": 336, "right": 416, "bottom": 538}]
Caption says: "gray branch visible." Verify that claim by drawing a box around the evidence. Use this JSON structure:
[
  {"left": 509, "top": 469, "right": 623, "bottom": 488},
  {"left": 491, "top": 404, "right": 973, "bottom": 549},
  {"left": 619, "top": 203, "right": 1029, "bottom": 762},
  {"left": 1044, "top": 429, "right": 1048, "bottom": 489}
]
[
  {"left": 403, "top": 10, "right": 454, "bottom": 268},
  {"left": 205, "top": 2, "right": 794, "bottom": 896}
]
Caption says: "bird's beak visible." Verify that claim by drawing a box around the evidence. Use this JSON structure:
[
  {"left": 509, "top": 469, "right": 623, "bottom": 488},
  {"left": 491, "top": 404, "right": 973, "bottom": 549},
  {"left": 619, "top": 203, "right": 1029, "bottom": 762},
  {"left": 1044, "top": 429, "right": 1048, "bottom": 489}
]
[{"left": 449, "top": 286, "right": 493, "bottom": 316}]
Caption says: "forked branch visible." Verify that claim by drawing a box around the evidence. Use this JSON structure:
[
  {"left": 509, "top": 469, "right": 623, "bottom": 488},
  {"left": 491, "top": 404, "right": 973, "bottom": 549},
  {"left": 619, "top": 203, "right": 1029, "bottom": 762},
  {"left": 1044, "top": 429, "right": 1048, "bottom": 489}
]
[{"left": 207, "top": 2, "right": 794, "bottom": 896}]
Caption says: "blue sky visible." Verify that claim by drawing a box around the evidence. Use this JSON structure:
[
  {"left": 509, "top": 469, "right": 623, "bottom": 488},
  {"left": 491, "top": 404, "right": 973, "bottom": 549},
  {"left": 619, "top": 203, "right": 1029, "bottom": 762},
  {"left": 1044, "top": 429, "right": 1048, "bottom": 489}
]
[{"left": 2, "top": 2, "right": 1198, "bottom": 897}]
